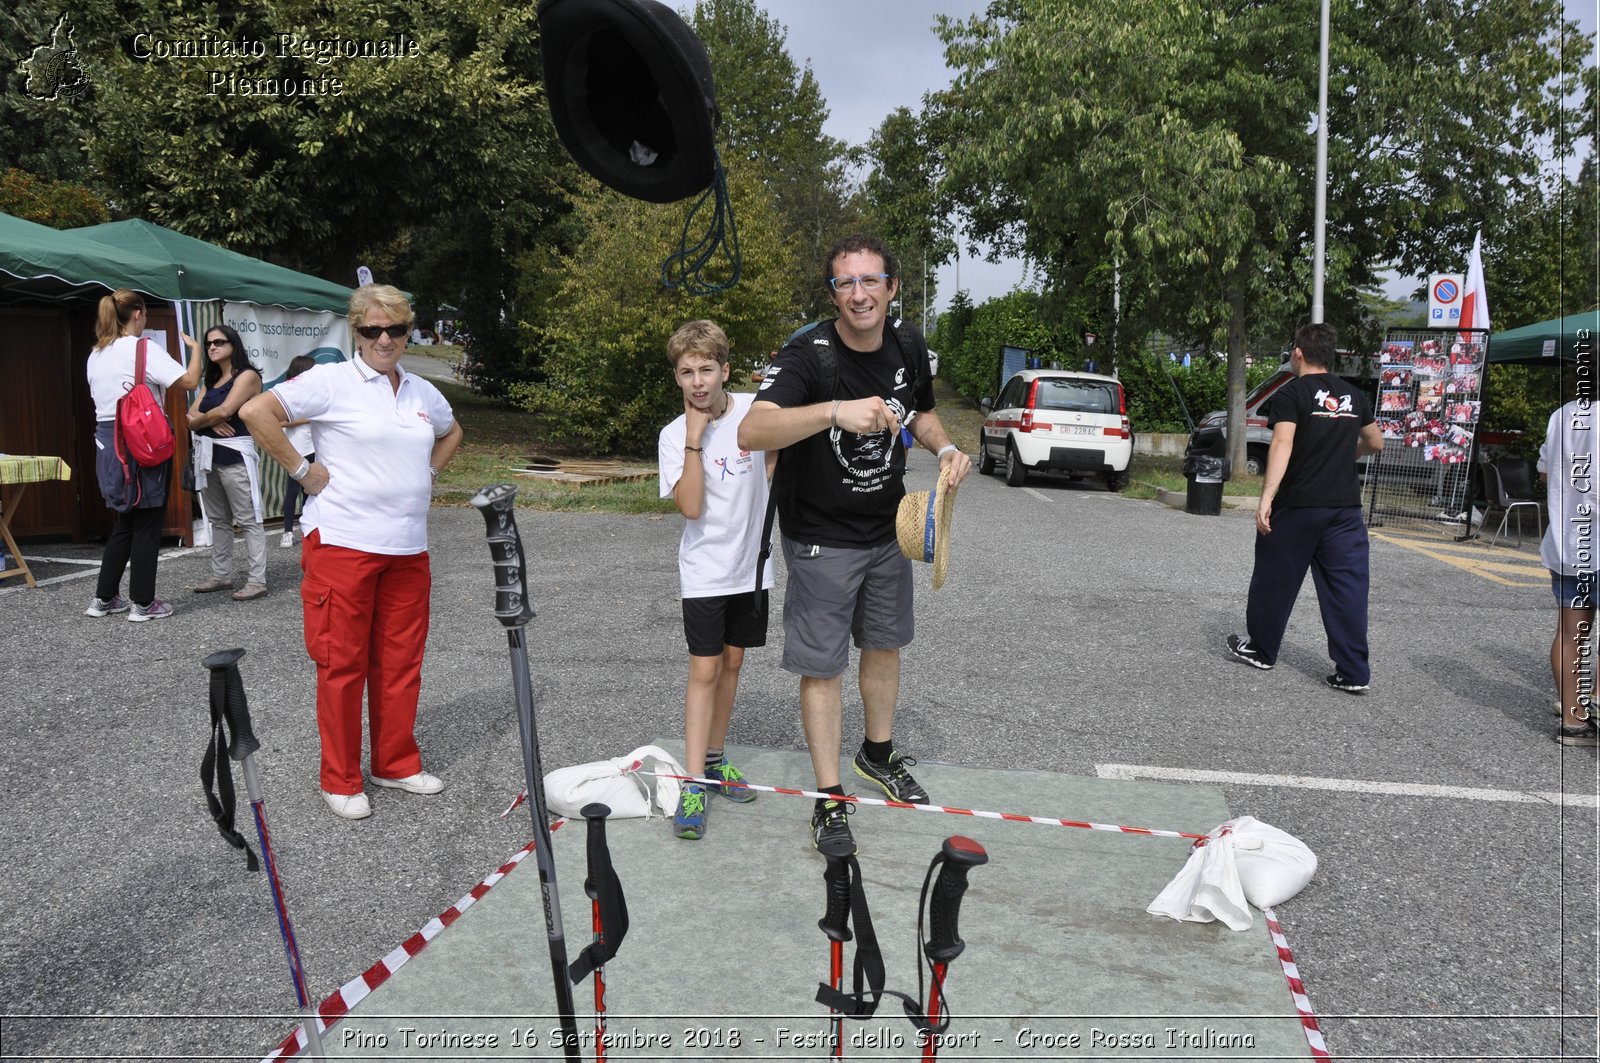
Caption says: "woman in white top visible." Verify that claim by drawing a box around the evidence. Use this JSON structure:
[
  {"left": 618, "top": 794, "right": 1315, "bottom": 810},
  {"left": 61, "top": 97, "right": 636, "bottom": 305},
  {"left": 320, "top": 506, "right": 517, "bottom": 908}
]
[
  {"left": 242, "top": 284, "right": 464, "bottom": 820},
  {"left": 84, "top": 289, "right": 203, "bottom": 622},
  {"left": 187, "top": 324, "right": 267, "bottom": 600}
]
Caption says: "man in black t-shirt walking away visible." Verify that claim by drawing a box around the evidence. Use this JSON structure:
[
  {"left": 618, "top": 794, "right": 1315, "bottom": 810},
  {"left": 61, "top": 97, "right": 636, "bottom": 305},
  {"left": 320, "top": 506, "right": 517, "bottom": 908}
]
[
  {"left": 739, "top": 234, "right": 972, "bottom": 855},
  {"left": 1227, "top": 323, "right": 1384, "bottom": 692}
]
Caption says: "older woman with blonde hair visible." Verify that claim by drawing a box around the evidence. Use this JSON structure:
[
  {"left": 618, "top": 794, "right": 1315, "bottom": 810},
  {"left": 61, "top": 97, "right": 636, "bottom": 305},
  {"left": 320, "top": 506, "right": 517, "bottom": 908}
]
[
  {"left": 84, "top": 289, "right": 204, "bottom": 622},
  {"left": 242, "top": 284, "right": 464, "bottom": 819}
]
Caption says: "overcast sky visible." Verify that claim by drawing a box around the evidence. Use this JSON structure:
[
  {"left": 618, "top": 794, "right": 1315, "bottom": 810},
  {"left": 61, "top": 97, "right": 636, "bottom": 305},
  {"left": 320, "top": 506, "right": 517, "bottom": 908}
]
[{"left": 764, "top": 0, "right": 1599, "bottom": 315}]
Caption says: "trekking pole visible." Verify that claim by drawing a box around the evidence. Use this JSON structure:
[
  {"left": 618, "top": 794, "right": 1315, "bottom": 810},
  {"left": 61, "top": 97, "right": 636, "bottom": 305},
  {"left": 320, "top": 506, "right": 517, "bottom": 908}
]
[
  {"left": 569, "top": 803, "right": 629, "bottom": 1063},
  {"left": 200, "top": 648, "right": 324, "bottom": 1059},
  {"left": 471, "top": 485, "right": 581, "bottom": 1063},
  {"left": 918, "top": 837, "right": 988, "bottom": 1062},
  {"left": 818, "top": 851, "right": 853, "bottom": 1058}
]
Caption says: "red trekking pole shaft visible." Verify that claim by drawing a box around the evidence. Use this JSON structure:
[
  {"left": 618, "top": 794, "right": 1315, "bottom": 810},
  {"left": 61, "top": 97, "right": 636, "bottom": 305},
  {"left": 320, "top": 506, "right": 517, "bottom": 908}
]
[
  {"left": 819, "top": 852, "right": 852, "bottom": 1058},
  {"left": 921, "top": 837, "right": 987, "bottom": 1062}
]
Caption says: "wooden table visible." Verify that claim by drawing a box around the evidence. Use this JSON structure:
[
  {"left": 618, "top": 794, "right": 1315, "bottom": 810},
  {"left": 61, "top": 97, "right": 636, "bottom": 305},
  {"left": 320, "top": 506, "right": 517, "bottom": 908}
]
[{"left": 0, "top": 455, "right": 72, "bottom": 588}]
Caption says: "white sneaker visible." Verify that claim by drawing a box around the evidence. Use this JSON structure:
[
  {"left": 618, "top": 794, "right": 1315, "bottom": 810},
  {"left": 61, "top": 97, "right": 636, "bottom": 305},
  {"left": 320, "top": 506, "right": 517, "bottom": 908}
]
[
  {"left": 280, "top": 531, "right": 295, "bottom": 548},
  {"left": 321, "top": 790, "right": 372, "bottom": 819},
  {"left": 127, "top": 599, "right": 174, "bottom": 622},
  {"left": 85, "top": 595, "right": 130, "bottom": 617},
  {"left": 371, "top": 771, "right": 445, "bottom": 795}
]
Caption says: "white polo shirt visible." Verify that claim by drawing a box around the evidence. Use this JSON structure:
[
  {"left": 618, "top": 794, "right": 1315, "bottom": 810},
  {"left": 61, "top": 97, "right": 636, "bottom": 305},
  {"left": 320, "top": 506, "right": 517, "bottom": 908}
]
[
  {"left": 87, "top": 336, "right": 188, "bottom": 421},
  {"left": 271, "top": 355, "right": 455, "bottom": 555}
]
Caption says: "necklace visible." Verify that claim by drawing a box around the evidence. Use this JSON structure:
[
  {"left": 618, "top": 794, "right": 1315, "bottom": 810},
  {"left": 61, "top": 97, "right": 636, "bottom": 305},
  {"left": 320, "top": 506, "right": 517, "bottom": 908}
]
[{"left": 708, "top": 392, "right": 730, "bottom": 425}]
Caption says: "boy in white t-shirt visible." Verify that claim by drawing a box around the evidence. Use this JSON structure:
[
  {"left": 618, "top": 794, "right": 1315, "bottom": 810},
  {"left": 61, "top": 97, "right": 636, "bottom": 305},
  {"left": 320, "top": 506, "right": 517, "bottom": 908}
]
[{"left": 657, "top": 320, "right": 775, "bottom": 840}]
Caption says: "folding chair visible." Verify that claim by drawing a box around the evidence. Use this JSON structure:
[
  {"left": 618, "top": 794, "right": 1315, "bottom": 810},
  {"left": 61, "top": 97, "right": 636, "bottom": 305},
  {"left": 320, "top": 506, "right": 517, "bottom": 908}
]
[{"left": 1487, "top": 458, "right": 1544, "bottom": 547}]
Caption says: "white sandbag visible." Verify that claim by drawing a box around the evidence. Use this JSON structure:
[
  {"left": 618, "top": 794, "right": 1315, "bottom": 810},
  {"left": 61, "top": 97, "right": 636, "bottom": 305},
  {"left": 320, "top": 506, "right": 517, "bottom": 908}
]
[
  {"left": 1228, "top": 815, "right": 1318, "bottom": 907},
  {"left": 1147, "top": 816, "right": 1317, "bottom": 931},
  {"left": 542, "top": 745, "right": 686, "bottom": 820},
  {"left": 1147, "top": 822, "right": 1253, "bottom": 931}
]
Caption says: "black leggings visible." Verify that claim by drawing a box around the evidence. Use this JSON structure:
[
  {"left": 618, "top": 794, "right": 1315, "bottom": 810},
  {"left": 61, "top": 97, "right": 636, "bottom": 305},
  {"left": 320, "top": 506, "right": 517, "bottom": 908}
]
[{"left": 95, "top": 506, "right": 165, "bottom": 605}]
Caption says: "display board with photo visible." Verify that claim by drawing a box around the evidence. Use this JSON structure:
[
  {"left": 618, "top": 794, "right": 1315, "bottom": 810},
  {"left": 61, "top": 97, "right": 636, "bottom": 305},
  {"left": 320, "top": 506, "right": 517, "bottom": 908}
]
[{"left": 1364, "top": 326, "right": 1490, "bottom": 537}]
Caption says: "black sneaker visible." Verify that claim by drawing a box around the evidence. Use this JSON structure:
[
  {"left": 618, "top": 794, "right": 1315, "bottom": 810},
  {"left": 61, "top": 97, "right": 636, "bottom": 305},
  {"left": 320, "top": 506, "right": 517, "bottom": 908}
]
[
  {"left": 1226, "top": 634, "right": 1273, "bottom": 670},
  {"left": 811, "top": 799, "right": 856, "bottom": 856},
  {"left": 1556, "top": 722, "right": 1599, "bottom": 747},
  {"left": 852, "top": 749, "right": 929, "bottom": 803},
  {"left": 1324, "top": 673, "right": 1370, "bottom": 694}
]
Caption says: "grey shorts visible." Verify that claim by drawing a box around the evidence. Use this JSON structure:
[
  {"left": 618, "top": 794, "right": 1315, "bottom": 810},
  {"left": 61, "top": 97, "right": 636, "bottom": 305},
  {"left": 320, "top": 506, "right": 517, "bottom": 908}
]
[{"left": 781, "top": 535, "right": 913, "bottom": 678}]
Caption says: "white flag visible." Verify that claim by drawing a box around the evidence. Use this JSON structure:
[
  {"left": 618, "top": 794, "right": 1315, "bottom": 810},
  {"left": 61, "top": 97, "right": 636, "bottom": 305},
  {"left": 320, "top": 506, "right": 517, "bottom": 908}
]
[{"left": 1460, "top": 230, "right": 1489, "bottom": 332}]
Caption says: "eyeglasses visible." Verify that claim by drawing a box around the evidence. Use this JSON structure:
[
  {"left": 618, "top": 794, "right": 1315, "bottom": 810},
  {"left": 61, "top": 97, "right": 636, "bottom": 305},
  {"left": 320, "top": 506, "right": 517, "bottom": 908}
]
[
  {"left": 355, "top": 324, "right": 409, "bottom": 340},
  {"left": 205, "top": 338, "right": 230, "bottom": 348},
  {"left": 828, "top": 273, "right": 890, "bottom": 294}
]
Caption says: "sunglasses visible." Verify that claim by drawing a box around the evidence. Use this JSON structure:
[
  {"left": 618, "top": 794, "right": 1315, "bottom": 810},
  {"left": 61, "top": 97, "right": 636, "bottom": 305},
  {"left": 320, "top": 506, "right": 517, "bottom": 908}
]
[
  {"left": 205, "top": 338, "right": 230, "bottom": 347},
  {"left": 355, "top": 324, "right": 409, "bottom": 340}
]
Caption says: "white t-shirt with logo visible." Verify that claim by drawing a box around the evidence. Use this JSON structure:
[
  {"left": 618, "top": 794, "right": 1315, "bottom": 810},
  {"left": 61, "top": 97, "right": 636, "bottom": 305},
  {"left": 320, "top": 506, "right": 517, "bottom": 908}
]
[
  {"left": 87, "top": 335, "right": 188, "bottom": 421},
  {"left": 658, "top": 391, "right": 774, "bottom": 598},
  {"left": 1539, "top": 399, "right": 1599, "bottom": 575},
  {"left": 271, "top": 355, "right": 455, "bottom": 555}
]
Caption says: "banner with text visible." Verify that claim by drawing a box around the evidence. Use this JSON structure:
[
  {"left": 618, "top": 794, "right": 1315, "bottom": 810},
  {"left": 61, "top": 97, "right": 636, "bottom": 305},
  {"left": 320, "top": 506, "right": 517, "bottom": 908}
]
[{"left": 222, "top": 302, "right": 349, "bottom": 386}]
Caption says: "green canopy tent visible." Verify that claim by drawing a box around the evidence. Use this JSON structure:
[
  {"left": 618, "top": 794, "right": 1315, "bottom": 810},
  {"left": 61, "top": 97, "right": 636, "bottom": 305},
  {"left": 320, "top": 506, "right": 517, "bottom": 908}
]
[
  {"left": 1487, "top": 310, "right": 1599, "bottom": 364},
  {"left": 70, "top": 218, "right": 352, "bottom": 313},
  {"left": 0, "top": 212, "right": 182, "bottom": 302}
]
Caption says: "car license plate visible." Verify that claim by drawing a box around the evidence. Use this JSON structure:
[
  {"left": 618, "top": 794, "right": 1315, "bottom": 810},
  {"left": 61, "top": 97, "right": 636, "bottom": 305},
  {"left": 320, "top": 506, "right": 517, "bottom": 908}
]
[{"left": 1065, "top": 424, "right": 1097, "bottom": 436}]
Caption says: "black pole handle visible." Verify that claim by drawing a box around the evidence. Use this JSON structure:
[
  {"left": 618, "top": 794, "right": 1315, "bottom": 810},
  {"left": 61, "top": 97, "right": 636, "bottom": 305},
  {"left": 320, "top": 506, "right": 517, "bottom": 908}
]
[
  {"left": 471, "top": 484, "right": 536, "bottom": 628},
  {"left": 582, "top": 802, "right": 612, "bottom": 902},
  {"left": 202, "top": 648, "right": 259, "bottom": 761},
  {"left": 818, "top": 851, "right": 853, "bottom": 944},
  {"left": 926, "top": 836, "right": 987, "bottom": 964}
]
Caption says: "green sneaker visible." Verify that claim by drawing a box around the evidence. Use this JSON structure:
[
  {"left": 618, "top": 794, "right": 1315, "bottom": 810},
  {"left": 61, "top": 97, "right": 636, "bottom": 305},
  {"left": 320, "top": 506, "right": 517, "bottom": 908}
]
[
  {"left": 705, "top": 758, "right": 757, "bottom": 803},
  {"left": 673, "top": 783, "right": 707, "bottom": 840}
]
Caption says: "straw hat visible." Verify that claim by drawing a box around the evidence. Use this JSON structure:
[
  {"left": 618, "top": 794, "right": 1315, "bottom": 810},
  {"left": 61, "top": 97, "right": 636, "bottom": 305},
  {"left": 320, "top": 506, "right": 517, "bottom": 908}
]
[{"left": 895, "top": 465, "right": 957, "bottom": 590}]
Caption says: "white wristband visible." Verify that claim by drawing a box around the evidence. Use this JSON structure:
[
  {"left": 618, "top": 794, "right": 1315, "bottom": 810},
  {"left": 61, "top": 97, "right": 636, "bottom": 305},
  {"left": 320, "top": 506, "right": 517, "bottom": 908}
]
[
  {"left": 289, "top": 458, "right": 311, "bottom": 481},
  {"left": 936, "top": 444, "right": 959, "bottom": 459}
]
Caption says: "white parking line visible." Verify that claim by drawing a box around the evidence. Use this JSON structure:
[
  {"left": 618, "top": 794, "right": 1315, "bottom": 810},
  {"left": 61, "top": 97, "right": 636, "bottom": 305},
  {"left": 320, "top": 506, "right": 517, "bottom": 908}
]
[
  {"left": 1097, "top": 763, "right": 1600, "bottom": 808},
  {"left": 1024, "top": 487, "right": 1055, "bottom": 503}
]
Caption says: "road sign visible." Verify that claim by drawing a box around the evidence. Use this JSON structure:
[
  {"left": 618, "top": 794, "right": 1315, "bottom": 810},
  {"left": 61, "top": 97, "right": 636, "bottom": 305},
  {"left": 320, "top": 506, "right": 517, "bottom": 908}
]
[{"left": 1428, "top": 272, "right": 1464, "bottom": 324}]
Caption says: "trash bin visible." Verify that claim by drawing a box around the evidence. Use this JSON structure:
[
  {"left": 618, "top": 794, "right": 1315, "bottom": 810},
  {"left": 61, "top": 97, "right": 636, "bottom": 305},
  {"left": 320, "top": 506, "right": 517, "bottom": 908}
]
[{"left": 1182, "top": 426, "right": 1231, "bottom": 516}]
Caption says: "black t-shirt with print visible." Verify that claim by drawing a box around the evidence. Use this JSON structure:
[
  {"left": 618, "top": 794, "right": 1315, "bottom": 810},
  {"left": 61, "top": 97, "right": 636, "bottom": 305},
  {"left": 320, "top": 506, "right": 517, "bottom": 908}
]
[
  {"left": 757, "top": 320, "right": 936, "bottom": 548},
  {"left": 1267, "top": 372, "right": 1374, "bottom": 508}
]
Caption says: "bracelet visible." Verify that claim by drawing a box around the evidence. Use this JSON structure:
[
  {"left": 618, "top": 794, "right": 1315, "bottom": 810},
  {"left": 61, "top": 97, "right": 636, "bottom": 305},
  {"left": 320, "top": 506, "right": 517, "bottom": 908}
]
[
  {"left": 936, "top": 444, "right": 959, "bottom": 459},
  {"left": 683, "top": 445, "right": 703, "bottom": 453},
  {"left": 428, "top": 465, "right": 439, "bottom": 481},
  {"left": 830, "top": 399, "right": 841, "bottom": 428},
  {"left": 289, "top": 458, "right": 311, "bottom": 481}
]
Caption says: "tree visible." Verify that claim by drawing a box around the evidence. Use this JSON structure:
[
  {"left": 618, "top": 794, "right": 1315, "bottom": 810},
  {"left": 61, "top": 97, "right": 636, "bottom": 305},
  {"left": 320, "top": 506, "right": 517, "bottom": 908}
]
[
  {"left": 688, "top": 0, "right": 856, "bottom": 318},
  {"left": 854, "top": 106, "right": 954, "bottom": 329},
  {"left": 932, "top": 0, "right": 1591, "bottom": 470},
  {"left": 0, "top": 168, "right": 110, "bottom": 227},
  {"left": 63, "top": 0, "right": 568, "bottom": 282},
  {"left": 1, "top": 5, "right": 99, "bottom": 182},
  {"left": 509, "top": 164, "right": 798, "bottom": 455}
]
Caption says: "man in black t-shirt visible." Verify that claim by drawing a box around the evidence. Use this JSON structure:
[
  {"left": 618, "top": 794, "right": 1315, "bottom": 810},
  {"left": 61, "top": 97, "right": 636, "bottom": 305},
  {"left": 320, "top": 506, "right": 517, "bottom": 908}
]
[
  {"left": 1226, "top": 323, "right": 1384, "bottom": 692},
  {"left": 739, "top": 233, "right": 972, "bottom": 855}
]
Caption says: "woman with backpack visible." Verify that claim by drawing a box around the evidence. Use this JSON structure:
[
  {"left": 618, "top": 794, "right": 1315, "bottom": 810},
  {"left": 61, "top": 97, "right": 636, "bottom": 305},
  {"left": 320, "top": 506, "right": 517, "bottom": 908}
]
[
  {"left": 187, "top": 325, "right": 268, "bottom": 601},
  {"left": 84, "top": 289, "right": 204, "bottom": 622}
]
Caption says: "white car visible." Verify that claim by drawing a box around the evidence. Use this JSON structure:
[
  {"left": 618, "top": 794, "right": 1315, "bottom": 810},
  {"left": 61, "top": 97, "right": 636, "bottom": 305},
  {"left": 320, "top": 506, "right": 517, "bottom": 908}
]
[{"left": 977, "top": 370, "right": 1133, "bottom": 490}]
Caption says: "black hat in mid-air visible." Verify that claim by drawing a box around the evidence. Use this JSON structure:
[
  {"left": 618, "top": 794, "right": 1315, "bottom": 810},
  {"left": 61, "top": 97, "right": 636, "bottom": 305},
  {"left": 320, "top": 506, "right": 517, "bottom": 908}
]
[{"left": 538, "top": 0, "right": 719, "bottom": 204}]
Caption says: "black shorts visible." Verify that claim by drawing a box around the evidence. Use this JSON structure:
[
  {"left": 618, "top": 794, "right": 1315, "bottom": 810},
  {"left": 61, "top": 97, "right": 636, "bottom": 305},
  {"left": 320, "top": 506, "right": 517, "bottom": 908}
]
[{"left": 682, "top": 590, "right": 769, "bottom": 657}]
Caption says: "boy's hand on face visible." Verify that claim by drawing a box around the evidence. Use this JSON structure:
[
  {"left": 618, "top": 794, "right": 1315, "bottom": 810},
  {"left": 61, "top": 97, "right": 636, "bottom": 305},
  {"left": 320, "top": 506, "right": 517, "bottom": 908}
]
[{"left": 684, "top": 394, "right": 711, "bottom": 446}]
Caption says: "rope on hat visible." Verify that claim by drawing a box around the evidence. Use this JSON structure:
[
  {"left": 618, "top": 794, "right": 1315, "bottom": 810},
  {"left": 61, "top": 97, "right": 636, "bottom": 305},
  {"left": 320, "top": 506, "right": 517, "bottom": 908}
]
[{"left": 660, "top": 151, "right": 741, "bottom": 295}]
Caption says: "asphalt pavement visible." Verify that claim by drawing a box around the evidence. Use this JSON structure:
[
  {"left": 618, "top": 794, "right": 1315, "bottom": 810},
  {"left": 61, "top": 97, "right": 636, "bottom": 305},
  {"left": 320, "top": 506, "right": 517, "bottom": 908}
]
[{"left": 1, "top": 465, "right": 1594, "bottom": 1059}]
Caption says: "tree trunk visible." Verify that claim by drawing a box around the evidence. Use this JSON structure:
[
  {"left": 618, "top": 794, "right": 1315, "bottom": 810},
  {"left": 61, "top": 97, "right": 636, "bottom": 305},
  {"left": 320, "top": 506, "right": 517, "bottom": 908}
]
[{"left": 1225, "top": 281, "right": 1248, "bottom": 475}]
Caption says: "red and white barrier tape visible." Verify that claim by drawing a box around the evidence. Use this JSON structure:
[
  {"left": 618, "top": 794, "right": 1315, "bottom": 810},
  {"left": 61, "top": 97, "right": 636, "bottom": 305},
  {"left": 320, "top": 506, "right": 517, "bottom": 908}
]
[
  {"left": 259, "top": 821, "right": 565, "bottom": 1062},
  {"left": 641, "top": 769, "right": 1211, "bottom": 841},
  {"left": 1264, "top": 907, "right": 1331, "bottom": 1060}
]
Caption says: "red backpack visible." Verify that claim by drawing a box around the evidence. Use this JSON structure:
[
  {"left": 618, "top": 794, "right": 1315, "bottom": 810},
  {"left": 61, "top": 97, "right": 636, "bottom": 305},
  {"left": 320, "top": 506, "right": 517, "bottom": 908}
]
[{"left": 114, "top": 339, "right": 176, "bottom": 498}]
